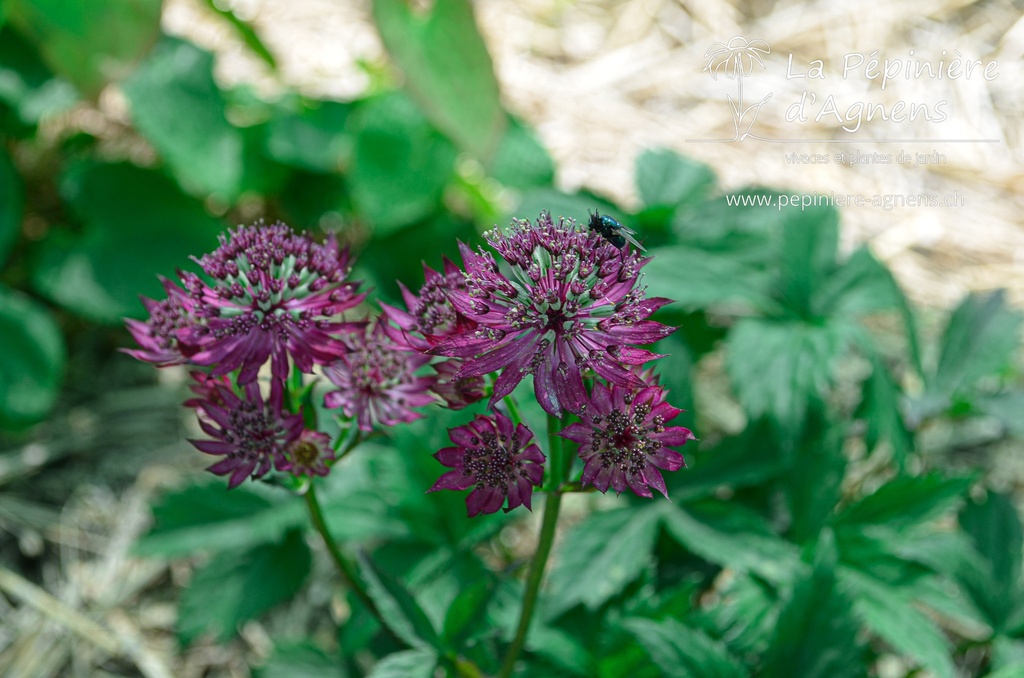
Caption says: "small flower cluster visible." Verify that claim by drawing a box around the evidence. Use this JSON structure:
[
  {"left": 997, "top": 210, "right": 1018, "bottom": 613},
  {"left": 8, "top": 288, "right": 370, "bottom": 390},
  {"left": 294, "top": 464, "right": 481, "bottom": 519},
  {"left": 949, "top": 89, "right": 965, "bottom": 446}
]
[{"left": 126, "top": 213, "right": 693, "bottom": 512}]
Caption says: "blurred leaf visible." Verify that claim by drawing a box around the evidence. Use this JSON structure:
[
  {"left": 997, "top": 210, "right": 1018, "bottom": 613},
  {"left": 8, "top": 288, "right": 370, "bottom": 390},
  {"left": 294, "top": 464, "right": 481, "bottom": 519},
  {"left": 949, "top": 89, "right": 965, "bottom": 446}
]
[
  {"left": 643, "top": 246, "right": 779, "bottom": 314},
  {"left": 373, "top": 0, "right": 504, "bottom": 162},
  {"left": 526, "top": 622, "right": 593, "bottom": 677},
  {"left": 256, "top": 642, "right": 345, "bottom": 678},
  {"left": 978, "top": 391, "right": 1024, "bottom": 438},
  {"left": 988, "top": 664, "right": 1024, "bottom": 678},
  {"left": 279, "top": 171, "right": 348, "bottom": 231},
  {"left": 661, "top": 500, "right": 801, "bottom": 583},
  {"left": 762, "top": 559, "right": 864, "bottom": 678},
  {"left": 635, "top": 148, "right": 715, "bottom": 210},
  {"left": 671, "top": 419, "right": 785, "bottom": 502},
  {"left": 134, "top": 483, "right": 306, "bottom": 557},
  {"left": 958, "top": 491, "right": 1024, "bottom": 631},
  {"left": 783, "top": 411, "right": 846, "bottom": 543},
  {"left": 0, "top": 146, "right": 22, "bottom": 265},
  {"left": 672, "top": 187, "right": 783, "bottom": 266},
  {"left": 843, "top": 570, "right": 954, "bottom": 678},
  {"left": 725, "top": 317, "right": 853, "bottom": 437},
  {"left": 490, "top": 116, "right": 554, "bottom": 189},
  {"left": 177, "top": 529, "right": 312, "bottom": 644},
  {"left": 622, "top": 617, "right": 747, "bottom": 678},
  {"left": 366, "top": 650, "right": 437, "bottom": 678},
  {"left": 932, "top": 290, "right": 1022, "bottom": 396},
  {"left": 7, "top": 0, "right": 160, "bottom": 96},
  {"left": 777, "top": 202, "right": 839, "bottom": 318},
  {"left": 358, "top": 551, "right": 444, "bottom": 650},
  {"left": 698, "top": 573, "right": 781, "bottom": 658},
  {"left": 123, "top": 38, "right": 244, "bottom": 199},
  {"left": 0, "top": 24, "right": 77, "bottom": 129},
  {"left": 200, "top": 0, "right": 277, "bottom": 71},
  {"left": 0, "top": 284, "right": 65, "bottom": 429},
  {"left": 442, "top": 579, "right": 495, "bottom": 649},
  {"left": 265, "top": 100, "right": 351, "bottom": 172},
  {"left": 855, "top": 351, "right": 913, "bottom": 463},
  {"left": 835, "top": 473, "right": 972, "bottom": 530},
  {"left": 546, "top": 506, "right": 661, "bottom": 617},
  {"left": 348, "top": 92, "right": 456, "bottom": 234},
  {"left": 31, "top": 161, "right": 221, "bottom": 323}
]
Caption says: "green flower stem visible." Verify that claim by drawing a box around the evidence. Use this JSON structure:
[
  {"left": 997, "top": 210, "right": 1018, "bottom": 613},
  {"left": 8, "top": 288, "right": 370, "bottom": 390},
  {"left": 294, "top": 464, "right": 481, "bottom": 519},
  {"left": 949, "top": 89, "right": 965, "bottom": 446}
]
[
  {"left": 303, "top": 481, "right": 403, "bottom": 647},
  {"left": 502, "top": 394, "right": 523, "bottom": 427},
  {"left": 498, "top": 416, "right": 567, "bottom": 678}
]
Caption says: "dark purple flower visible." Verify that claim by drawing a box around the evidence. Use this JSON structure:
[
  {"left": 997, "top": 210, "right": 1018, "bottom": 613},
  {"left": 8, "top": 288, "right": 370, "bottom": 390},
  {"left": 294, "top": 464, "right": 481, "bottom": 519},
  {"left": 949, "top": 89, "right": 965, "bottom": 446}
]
[
  {"left": 560, "top": 383, "right": 693, "bottom": 498},
  {"left": 429, "top": 412, "right": 545, "bottom": 516},
  {"left": 430, "top": 212, "right": 674, "bottom": 417},
  {"left": 380, "top": 258, "right": 477, "bottom": 350},
  {"left": 323, "top": 320, "right": 436, "bottom": 431},
  {"left": 430, "top": 359, "right": 486, "bottom": 410},
  {"left": 123, "top": 277, "right": 196, "bottom": 366},
  {"left": 188, "top": 377, "right": 304, "bottom": 488},
  {"left": 176, "top": 221, "right": 365, "bottom": 384},
  {"left": 281, "top": 430, "right": 335, "bottom": 477}
]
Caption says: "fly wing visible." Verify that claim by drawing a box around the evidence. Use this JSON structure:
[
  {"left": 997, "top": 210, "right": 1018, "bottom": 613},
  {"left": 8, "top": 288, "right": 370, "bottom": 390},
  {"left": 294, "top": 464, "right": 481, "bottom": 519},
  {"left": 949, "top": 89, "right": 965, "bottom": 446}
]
[{"left": 619, "top": 226, "right": 646, "bottom": 252}]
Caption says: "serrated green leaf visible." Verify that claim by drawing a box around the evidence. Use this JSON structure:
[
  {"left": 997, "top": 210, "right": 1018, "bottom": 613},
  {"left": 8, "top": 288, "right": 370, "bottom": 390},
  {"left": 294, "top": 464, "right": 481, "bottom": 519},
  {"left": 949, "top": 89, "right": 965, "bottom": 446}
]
[
  {"left": 623, "top": 617, "right": 747, "bottom": 678},
  {"left": 0, "top": 24, "right": 77, "bottom": 130},
  {"left": 30, "top": 161, "right": 221, "bottom": 323},
  {"left": 134, "top": 483, "right": 306, "bottom": 558},
  {"left": 932, "top": 290, "right": 1022, "bottom": 397},
  {"left": 643, "top": 246, "right": 779, "bottom": 314},
  {"left": 255, "top": 642, "right": 344, "bottom": 678},
  {"left": 672, "top": 419, "right": 785, "bottom": 502},
  {"left": 441, "top": 579, "right": 495, "bottom": 649},
  {"left": 373, "top": 0, "right": 504, "bottom": 162},
  {"left": 762, "top": 560, "right": 865, "bottom": 678},
  {"left": 958, "top": 492, "right": 1024, "bottom": 631},
  {"left": 265, "top": 100, "right": 351, "bottom": 172},
  {"left": 0, "top": 284, "right": 65, "bottom": 429},
  {"left": 855, "top": 351, "right": 914, "bottom": 463},
  {"left": 0, "top": 146, "right": 22, "bottom": 265},
  {"left": 348, "top": 92, "right": 456, "bottom": 234},
  {"left": 545, "top": 506, "right": 661, "bottom": 617},
  {"left": 358, "top": 551, "right": 443, "bottom": 650},
  {"left": 978, "top": 391, "right": 1024, "bottom": 438},
  {"left": 490, "top": 116, "right": 554, "bottom": 189},
  {"left": 177, "top": 529, "right": 312, "bottom": 645},
  {"left": 123, "top": 38, "right": 244, "bottom": 199},
  {"left": 698, "top": 573, "right": 781, "bottom": 658},
  {"left": 635, "top": 148, "right": 715, "bottom": 210},
  {"left": 7, "top": 0, "right": 160, "bottom": 97},
  {"left": 836, "top": 473, "right": 972, "bottom": 530},
  {"left": 778, "top": 201, "right": 839, "bottom": 318},
  {"left": 366, "top": 650, "right": 438, "bottom": 678}
]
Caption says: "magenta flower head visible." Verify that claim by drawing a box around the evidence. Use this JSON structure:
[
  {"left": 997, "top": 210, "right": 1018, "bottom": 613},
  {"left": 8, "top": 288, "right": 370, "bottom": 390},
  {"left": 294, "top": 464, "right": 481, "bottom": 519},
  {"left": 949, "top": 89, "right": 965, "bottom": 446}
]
[
  {"left": 123, "top": 276, "right": 196, "bottom": 366},
  {"left": 430, "top": 212, "right": 675, "bottom": 417},
  {"left": 175, "top": 221, "right": 365, "bottom": 384},
  {"left": 429, "top": 412, "right": 545, "bottom": 516},
  {"left": 323, "top": 319, "right": 436, "bottom": 432},
  {"left": 281, "top": 430, "right": 335, "bottom": 478},
  {"left": 430, "top": 359, "right": 486, "bottom": 410},
  {"left": 187, "top": 377, "right": 304, "bottom": 489},
  {"left": 379, "top": 258, "right": 477, "bottom": 350},
  {"left": 559, "top": 383, "right": 694, "bottom": 498}
]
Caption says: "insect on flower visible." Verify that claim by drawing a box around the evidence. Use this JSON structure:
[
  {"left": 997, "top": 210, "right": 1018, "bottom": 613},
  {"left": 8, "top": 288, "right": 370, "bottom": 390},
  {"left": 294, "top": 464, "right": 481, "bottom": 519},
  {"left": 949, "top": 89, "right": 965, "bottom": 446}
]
[{"left": 587, "top": 210, "right": 646, "bottom": 252}]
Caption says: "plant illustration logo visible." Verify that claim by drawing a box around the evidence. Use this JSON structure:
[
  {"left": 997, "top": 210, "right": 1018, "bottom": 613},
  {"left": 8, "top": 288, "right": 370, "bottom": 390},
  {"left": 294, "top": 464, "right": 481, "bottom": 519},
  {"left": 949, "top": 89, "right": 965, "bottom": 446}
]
[{"left": 702, "top": 36, "right": 772, "bottom": 141}]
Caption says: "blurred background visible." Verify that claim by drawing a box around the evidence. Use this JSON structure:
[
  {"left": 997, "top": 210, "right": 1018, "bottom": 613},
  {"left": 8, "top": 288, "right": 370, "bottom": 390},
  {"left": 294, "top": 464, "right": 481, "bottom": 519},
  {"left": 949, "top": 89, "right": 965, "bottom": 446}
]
[{"left": 1, "top": 0, "right": 1023, "bottom": 676}]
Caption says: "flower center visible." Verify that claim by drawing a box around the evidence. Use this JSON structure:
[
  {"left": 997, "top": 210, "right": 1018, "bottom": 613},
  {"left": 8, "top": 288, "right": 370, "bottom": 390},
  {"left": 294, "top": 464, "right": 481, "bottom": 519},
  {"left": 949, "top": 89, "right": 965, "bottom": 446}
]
[
  {"left": 591, "top": 405, "right": 663, "bottom": 475},
  {"left": 291, "top": 440, "right": 319, "bottom": 466},
  {"left": 225, "top": 402, "right": 285, "bottom": 457},
  {"left": 463, "top": 430, "right": 522, "bottom": 488}
]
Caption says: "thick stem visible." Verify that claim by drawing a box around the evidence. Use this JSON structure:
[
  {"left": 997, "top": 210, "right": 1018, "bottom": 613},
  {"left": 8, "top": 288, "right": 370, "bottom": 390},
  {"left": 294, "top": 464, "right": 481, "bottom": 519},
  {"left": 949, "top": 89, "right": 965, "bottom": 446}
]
[
  {"left": 497, "top": 416, "right": 567, "bottom": 678},
  {"left": 303, "top": 482, "right": 402, "bottom": 646}
]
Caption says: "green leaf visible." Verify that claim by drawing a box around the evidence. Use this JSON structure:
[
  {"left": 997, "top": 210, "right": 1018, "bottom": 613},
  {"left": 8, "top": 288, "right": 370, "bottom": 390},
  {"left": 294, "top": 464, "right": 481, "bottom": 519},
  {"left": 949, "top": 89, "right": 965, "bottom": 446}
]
[
  {"left": 843, "top": 570, "right": 954, "bottom": 678},
  {"left": 642, "top": 246, "right": 779, "bottom": 314},
  {"left": 932, "top": 290, "right": 1022, "bottom": 396},
  {"left": 855, "top": 351, "right": 914, "bottom": 463},
  {"left": 780, "top": 411, "right": 847, "bottom": 543},
  {"left": 622, "top": 617, "right": 747, "bottom": 678},
  {"left": 958, "top": 491, "right": 1024, "bottom": 631},
  {"left": 777, "top": 201, "right": 839, "bottom": 318},
  {"left": 660, "top": 500, "right": 801, "bottom": 583},
  {"left": 6, "top": 0, "right": 160, "bottom": 97},
  {"left": 725, "top": 317, "right": 853, "bottom": 437},
  {"left": 672, "top": 187, "right": 783, "bottom": 266},
  {"left": 0, "top": 146, "right": 22, "bottom": 265},
  {"left": 441, "top": 579, "right": 495, "bottom": 649},
  {"left": 358, "top": 551, "right": 444, "bottom": 650},
  {"left": 134, "top": 483, "right": 306, "bottom": 558},
  {"left": 835, "top": 473, "right": 972, "bottom": 530},
  {"left": 0, "top": 24, "right": 77, "bottom": 129},
  {"left": 265, "top": 100, "right": 351, "bottom": 172},
  {"left": 671, "top": 419, "right": 785, "bottom": 502},
  {"left": 762, "top": 560, "right": 865, "bottom": 678},
  {"left": 545, "top": 506, "right": 661, "bottom": 617},
  {"left": 255, "top": 642, "right": 344, "bottom": 678},
  {"left": 200, "top": 0, "right": 277, "bottom": 71},
  {"left": 31, "top": 161, "right": 221, "bottom": 323},
  {"left": 978, "top": 391, "right": 1024, "bottom": 438},
  {"left": 490, "top": 116, "right": 554, "bottom": 189},
  {"left": 698, "top": 573, "right": 781, "bottom": 658},
  {"left": 177, "top": 529, "right": 312, "bottom": 645},
  {"left": 0, "top": 285, "right": 65, "bottom": 429},
  {"left": 635, "top": 148, "right": 715, "bottom": 210},
  {"left": 348, "top": 92, "right": 456, "bottom": 234},
  {"left": 366, "top": 650, "right": 438, "bottom": 678},
  {"left": 372, "top": 0, "right": 504, "bottom": 162},
  {"left": 123, "top": 38, "right": 244, "bottom": 200}
]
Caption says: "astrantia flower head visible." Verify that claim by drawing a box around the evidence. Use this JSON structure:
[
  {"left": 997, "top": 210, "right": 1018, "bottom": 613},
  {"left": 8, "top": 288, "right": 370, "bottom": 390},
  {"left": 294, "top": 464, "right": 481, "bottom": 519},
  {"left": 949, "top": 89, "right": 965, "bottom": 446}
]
[
  {"left": 560, "top": 383, "right": 693, "bottom": 498},
  {"left": 431, "top": 212, "right": 674, "bottom": 417},
  {"left": 430, "top": 359, "right": 486, "bottom": 410},
  {"left": 429, "top": 412, "right": 545, "bottom": 516},
  {"left": 188, "top": 378, "right": 304, "bottom": 489},
  {"left": 281, "top": 430, "right": 335, "bottom": 477},
  {"left": 123, "top": 277, "right": 196, "bottom": 366},
  {"left": 323, "top": 320, "right": 436, "bottom": 431},
  {"left": 176, "top": 221, "right": 365, "bottom": 384},
  {"left": 380, "top": 258, "right": 477, "bottom": 350}
]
